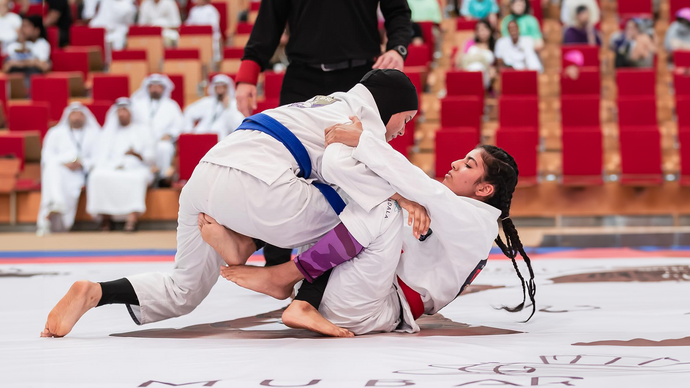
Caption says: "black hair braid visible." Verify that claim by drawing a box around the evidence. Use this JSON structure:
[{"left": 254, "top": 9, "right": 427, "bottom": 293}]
[{"left": 477, "top": 145, "right": 537, "bottom": 321}]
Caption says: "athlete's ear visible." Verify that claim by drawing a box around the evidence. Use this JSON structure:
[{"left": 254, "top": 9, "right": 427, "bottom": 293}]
[{"left": 475, "top": 182, "right": 494, "bottom": 200}]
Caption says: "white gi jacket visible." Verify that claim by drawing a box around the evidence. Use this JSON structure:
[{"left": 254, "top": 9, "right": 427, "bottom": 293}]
[
  {"left": 201, "top": 84, "right": 397, "bottom": 212},
  {"left": 324, "top": 130, "right": 501, "bottom": 332}
]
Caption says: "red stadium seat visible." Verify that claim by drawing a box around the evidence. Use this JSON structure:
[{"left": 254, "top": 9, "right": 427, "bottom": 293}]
[
  {"left": 406, "top": 44, "right": 431, "bottom": 68},
  {"left": 177, "top": 134, "right": 219, "bottom": 181},
  {"left": 0, "top": 133, "right": 25, "bottom": 171},
  {"left": 674, "top": 72, "right": 690, "bottom": 97},
  {"left": 446, "top": 70, "right": 483, "bottom": 98},
  {"left": 673, "top": 50, "right": 690, "bottom": 67},
  {"left": 561, "top": 67, "right": 600, "bottom": 95},
  {"left": 255, "top": 98, "right": 279, "bottom": 113},
  {"left": 617, "top": 97, "right": 657, "bottom": 127},
  {"left": 263, "top": 71, "right": 284, "bottom": 100},
  {"left": 671, "top": 0, "right": 690, "bottom": 21},
  {"left": 531, "top": 0, "right": 543, "bottom": 25},
  {"left": 223, "top": 47, "right": 244, "bottom": 59},
  {"left": 211, "top": 2, "right": 228, "bottom": 39},
  {"left": 499, "top": 96, "right": 539, "bottom": 128},
  {"left": 679, "top": 127, "right": 690, "bottom": 185},
  {"left": 166, "top": 74, "right": 185, "bottom": 109},
  {"left": 31, "top": 76, "right": 69, "bottom": 122},
  {"left": 561, "top": 95, "right": 600, "bottom": 127},
  {"left": 8, "top": 103, "right": 50, "bottom": 140},
  {"left": 405, "top": 69, "right": 423, "bottom": 96},
  {"left": 562, "top": 45, "right": 600, "bottom": 68},
  {"left": 47, "top": 27, "right": 59, "bottom": 51},
  {"left": 456, "top": 18, "right": 477, "bottom": 31},
  {"left": 84, "top": 101, "right": 111, "bottom": 126},
  {"left": 417, "top": 21, "right": 436, "bottom": 60},
  {"left": 92, "top": 74, "right": 129, "bottom": 104},
  {"left": 495, "top": 128, "right": 539, "bottom": 184},
  {"left": 25, "top": 3, "right": 44, "bottom": 16},
  {"left": 617, "top": 0, "right": 653, "bottom": 19},
  {"left": 0, "top": 75, "right": 7, "bottom": 120},
  {"left": 236, "top": 22, "right": 253, "bottom": 34},
  {"left": 179, "top": 25, "right": 214, "bottom": 67},
  {"left": 501, "top": 70, "right": 538, "bottom": 96},
  {"left": 440, "top": 96, "right": 482, "bottom": 132},
  {"left": 618, "top": 126, "right": 663, "bottom": 185},
  {"left": 435, "top": 128, "right": 480, "bottom": 178},
  {"left": 561, "top": 127, "right": 603, "bottom": 185},
  {"left": 616, "top": 69, "right": 655, "bottom": 97},
  {"left": 51, "top": 50, "right": 90, "bottom": 77},
  {"left": 70, "top": 26, "right": 107, "bottom": 64},
  {"left": 389, "top": 119, "right": 416, "bottom": 156}
]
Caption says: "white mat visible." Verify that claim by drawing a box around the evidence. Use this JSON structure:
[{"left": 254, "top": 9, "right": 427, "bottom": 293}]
[{"left": 1, "top": 257, "right": 689, "bottom": 387}]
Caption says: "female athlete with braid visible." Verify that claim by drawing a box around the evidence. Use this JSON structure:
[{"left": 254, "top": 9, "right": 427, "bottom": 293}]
[{"left": 202, "top": 118, "right": 536, "bottom": 337}]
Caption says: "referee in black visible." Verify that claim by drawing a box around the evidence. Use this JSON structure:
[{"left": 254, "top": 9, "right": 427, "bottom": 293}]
[{"left": 234, "top": 0, "right": 413, "bottom": 267}]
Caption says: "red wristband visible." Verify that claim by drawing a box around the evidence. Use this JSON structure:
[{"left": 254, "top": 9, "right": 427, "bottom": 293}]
[{"left": 236, "top": 60, "right": 261, "bottom": 86}]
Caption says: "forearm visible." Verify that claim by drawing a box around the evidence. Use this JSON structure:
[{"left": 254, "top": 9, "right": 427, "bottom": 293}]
[{"left": 381, "top": 0, "right": 413, "bottom": 50}]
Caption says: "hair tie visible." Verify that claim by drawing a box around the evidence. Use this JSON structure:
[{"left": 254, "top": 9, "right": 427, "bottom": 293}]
[{"left": 501, "top": 216, "right": 511, "bottom": 221}]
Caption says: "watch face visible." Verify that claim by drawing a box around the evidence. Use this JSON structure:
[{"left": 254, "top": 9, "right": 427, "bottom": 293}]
[{"left": 398, "top": 46, "right": 408, "bottom": 56}]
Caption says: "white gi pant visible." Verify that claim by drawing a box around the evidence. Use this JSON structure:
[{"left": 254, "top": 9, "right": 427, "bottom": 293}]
[
  {"left": 318, "top": 199, "right": 405, "bottom": 335},
  {"left": 126, "top": 161, "right": 341, "bottom": 324}
]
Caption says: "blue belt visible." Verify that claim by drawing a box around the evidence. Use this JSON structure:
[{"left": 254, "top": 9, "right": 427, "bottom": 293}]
[{"left": 236, "top": 113, "right": 346, "bottom": 215}]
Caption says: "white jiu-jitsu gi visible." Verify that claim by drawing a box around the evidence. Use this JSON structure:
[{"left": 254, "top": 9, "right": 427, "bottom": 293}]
[
  {"left": 126, "top": 84, "right": 401, "bottom": 325},
  {"left": 184, "top": 3, "right": 221, "bottom": 62},
  {"left": 86, "top": 99, "right": 157, "bottom": 217},
  {"left": 182, "top": 75, "right": 244, "bottom": 141},
  {"left": 89, "top": 0, "right": 136, "bottom": 50},
  {"left": 131, "top": 74, "right": 184, "bottom": 176},
  {"left": 37, "top": 103, "right": 102, "bottom": 234},
  {"left": 317, "top": 130, "right": 501, "bottom": 334}
]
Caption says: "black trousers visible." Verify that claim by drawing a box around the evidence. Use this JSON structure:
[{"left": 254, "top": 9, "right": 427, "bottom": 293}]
[{"left": 262, "top": 62, "right": 373, "bottom": 267}]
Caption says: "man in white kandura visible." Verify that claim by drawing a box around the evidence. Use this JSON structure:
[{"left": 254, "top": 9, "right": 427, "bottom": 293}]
[
  {"left": 40, "top": 70, "right": 420, "bottom": 338},
  {"left": 182, "top": 74, "right": 244, "bottom": 141},
  {"left": 37, "top": 103, "right": 101, "bottom": 236},
  {"left": 137, "top": 0, "right": 181, "bottom": 46},
  {"left": 131, "top": 74, "right": 184, "bottom": 181},
  {"left": 89, "top": 0, "right": 136, "bottom": 50},
  {"left": 86, "top": 98, "right": 156, "bottom": 232},
  {"left": 184, "top": 0, "right": 221, "bottom": 61}
]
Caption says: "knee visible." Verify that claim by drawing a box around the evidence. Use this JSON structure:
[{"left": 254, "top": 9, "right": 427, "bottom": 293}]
[{"left": 281, "top": 300, "right": 312, "bottom": 328}]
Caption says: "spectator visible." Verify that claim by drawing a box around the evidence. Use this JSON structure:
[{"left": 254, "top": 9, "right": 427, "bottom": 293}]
[
  {"left": 461, "top": 0, "right": 499, "bottom": 27},
  {"left": 665, "top": 8, "right": 690, "bottom": 53},
  {"left": 563, "top": 5, "right": 601, "bottom": 45},
  {"left": 2, "top": 16, "right": 51, "bottom": 86},
  {"left": 86, "top": 98, "right": 157, "bottom": 232},
  {"left": 562, "top": 49, "right": 584, "bottom": 80},
  {"left": 610, "top": 18, "right": 656, "bottom": 68},
  {"left": 37, "top": 103, "right": 102, "bottom": 236},
  {"left": 43, "top": 0, "right": 72, "bottom": 47},
  {"left": 500, "top": 0, "right": 543, "bottom": 51},
  {"left": 131, "top": 74, "right": 184, "bottom": 182},
  {"left": 454, "top": 19, "right": 496, "bottom": 89},
  {"left": 183, "top": 74, "right": 244, "bottom": 141},
  {"left": 89, "top": 0, "right": 136, "bottom": 50},
  {"left": 185, "top": 0, "right": 221, "bottom": 62},
  {"left": 495, "top": 20, "right": 543, "bottom": 72},
  {"left": 138, "top": 0, "right": 182, "bottom": 46},
  {"left": 408, "top": 0, "right": 442, "bottom": 24},
  {"left": 0, "top": 0, "right": 22, "bottom": 53},
  {"left": 81, "top": 0, "right": 100, "bottom": 21},
  {"left": 560, "top": 0, "right": 599, "bottom": 27}
]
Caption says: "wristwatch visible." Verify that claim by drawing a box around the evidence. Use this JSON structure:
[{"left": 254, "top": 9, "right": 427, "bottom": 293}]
[{"left": 393, "top": 45, "right": 408, "bottom": 60}]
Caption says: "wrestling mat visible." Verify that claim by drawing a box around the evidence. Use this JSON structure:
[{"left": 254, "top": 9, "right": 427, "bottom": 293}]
[{"left": 1, "top": 248, "right": 689, "bottom": 387}]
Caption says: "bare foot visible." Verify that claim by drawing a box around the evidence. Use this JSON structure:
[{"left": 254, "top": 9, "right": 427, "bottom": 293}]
[
  {"left": 198, "top": 213, "right": 254, "bottom": 265},
  {"left": 282, "top": 300, "right": 354, "bottom": 338},
  {"left": 41, "top": 280, "right": 102, "bottom": 337},
  {"left": 219, "top": 261, "right": 302, "bottom": 300}
]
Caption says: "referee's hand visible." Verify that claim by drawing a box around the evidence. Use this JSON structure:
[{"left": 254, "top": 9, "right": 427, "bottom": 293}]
[
  {"left": 373, "top": 50, "right": 404, "bottom": 71},
  {"left": 236, "top": 83, "right": 258, "bottom": 117}
]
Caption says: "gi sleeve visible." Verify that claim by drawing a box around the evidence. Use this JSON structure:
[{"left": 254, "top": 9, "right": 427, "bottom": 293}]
[
  {"left": 380, "top": 0, "right": 413, "bottom": 52},
  {"left": 351, "top": 130, "right": 488, "bottom": 242},
  {"left": 237, "top": 0, "right": 290, "bottom": 85}
]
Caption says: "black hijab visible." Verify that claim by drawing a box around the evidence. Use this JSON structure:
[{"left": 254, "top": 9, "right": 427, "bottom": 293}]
[{"left": 359, "top": 69, "right": 418, "bottom": 125}]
